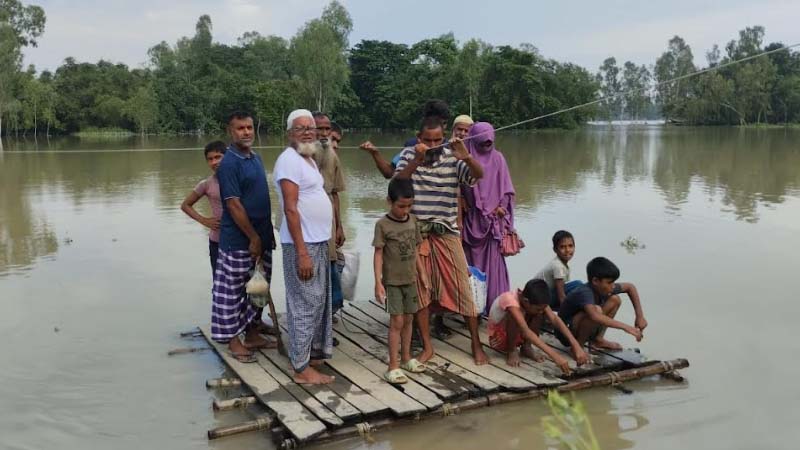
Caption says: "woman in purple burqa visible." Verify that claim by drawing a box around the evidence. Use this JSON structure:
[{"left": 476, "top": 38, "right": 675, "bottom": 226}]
[{"left": 461, "top": 122, "right": 515, "bottom": 314}]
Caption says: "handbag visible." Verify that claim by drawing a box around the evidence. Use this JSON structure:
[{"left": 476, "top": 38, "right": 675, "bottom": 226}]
[{"left": 500, "top": 230, "right": 525, "bottom": 257}]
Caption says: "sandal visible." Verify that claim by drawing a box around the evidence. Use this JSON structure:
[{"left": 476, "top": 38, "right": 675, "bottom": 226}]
[
  {"left": 229, "top": 350, "right": 257, "bottom": 364},
  {"left": 401, "top": 358, "right": 427, "bottom": 373},
  {"left": 383, "top": 369, "right": 408, "bottom": 384}
]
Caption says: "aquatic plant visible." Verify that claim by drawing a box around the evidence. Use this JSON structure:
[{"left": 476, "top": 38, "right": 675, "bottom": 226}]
[
  {"left": 619, "top": 235, "right": 646, "bottom": 254},
  {"left": 542, "top": 390, "right": 601, "bottom": 450}
]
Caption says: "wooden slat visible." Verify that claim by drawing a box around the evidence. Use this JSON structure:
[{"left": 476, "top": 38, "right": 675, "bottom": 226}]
[
  {"left": 254, "top": 351, "right": 344, "bottom": 427},
  {"left": 259, "top": 347, "right": 360, "bottom": 423},
  {"left": 269, "top": 319, "right": 388, "bottom": 417},
  {"left": 311, "top": 364, "right": 389, "bottom": 417},
  {"left": 327, "top": 346, "right": 428, "bottom": 416},
  {"left": 538, "top": 333, "right": 624, "bottom": 371},
  {"left": 335, "top": 310, "right": 473, "bottom": 400},
  {"left": 352, "top": 302, "right": 535, "bottom": 391},
  {"left": 442, "top": 313, "right": 604, "bottom": 375},
  {"left": 537, "top": 323, "right": 648, "bottom": 366},
  {"left": 345, "top": 305, "right": 499, "bottom": 393},
  {"left": 332, "top": 330, "right": 443, "bottom": 410},
  {"left": 275, "top": 314, "right": 428, "bottom": 416},
  {"left": 200, "top": 327, "right": 326, "bottom": 442},
  {"left": 435, "top": 317, "right": 564, "bottom": 386}
]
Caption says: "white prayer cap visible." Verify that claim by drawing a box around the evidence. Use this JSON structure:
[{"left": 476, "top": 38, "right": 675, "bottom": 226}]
[{"left": 286, "top": 109, "right": 314, "bottom": 130}]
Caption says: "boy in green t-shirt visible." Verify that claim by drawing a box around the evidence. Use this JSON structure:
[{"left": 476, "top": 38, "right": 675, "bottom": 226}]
[{"left": 373, "top": 178, "right": 427, "bottom": 384}]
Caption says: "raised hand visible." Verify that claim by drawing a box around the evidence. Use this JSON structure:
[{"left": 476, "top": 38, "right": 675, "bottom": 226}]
[
  {"left": 359, "top": 141, "right": 378, "bottom": 153},
  {"left": 449, "top": 138, "right": 470, "bottom": 160}
]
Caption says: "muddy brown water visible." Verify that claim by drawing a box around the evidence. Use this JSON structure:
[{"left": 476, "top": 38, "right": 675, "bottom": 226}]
[{"left": 1, "top": 125, "right": 799, "bottom": 449}]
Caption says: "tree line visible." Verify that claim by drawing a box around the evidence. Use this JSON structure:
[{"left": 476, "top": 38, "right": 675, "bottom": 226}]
[
  {"left": 597, "top": 26, "right": 800, "bottom": 125},
  {"left": 2, "top": 0, "right": 799, "bottom": 139}
]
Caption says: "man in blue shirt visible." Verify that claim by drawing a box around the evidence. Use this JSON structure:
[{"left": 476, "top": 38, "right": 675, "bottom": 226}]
[{"left": 211, "top": 111, "right": 276, "bottom": 363}]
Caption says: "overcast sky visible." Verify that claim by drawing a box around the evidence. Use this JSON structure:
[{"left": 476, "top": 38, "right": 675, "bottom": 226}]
[{"left": 22, "top": 0, "right": 800, "bottom": 73}]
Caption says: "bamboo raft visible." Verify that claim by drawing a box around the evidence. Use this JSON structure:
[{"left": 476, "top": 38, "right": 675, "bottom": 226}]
[{"left": 198, "top": 301, "right": 689, "bottom": 448}]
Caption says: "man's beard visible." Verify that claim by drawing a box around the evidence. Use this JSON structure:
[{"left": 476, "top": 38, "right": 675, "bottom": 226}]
[
  {"left": 313, "top": 140, "right": 335, "bottom": 170},
  {"left": 297, "top": 141, "right": 318, "bottom": 157}
]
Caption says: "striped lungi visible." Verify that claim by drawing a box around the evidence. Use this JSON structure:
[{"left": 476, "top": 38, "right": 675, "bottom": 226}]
[
  {"left": 211, "top": 249, "right": 272, "bottom": 343},
  {"left": 283, "top": 242, "right": 333, "bottom": 372},
  {"left": 416, "top": 232, "right": 477, "bottom": 317}
]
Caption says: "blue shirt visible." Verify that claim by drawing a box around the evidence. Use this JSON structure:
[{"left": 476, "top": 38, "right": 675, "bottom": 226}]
[
  {"left": 217, "top": 144, "right": 274, "bottom": 252},
  {"left": 558, "top": 282, "right": 623, "bottom": 326}
]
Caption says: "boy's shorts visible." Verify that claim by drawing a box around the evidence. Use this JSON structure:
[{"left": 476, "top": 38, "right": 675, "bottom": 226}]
[
  {"left": 489, "top": 321, "right": 525, "bottom": 353},
  {"left": 386, "top": 284, "right": 419, "bottom": 315}
]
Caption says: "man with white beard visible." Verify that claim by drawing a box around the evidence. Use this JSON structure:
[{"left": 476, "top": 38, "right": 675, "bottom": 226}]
[
  {"left": 312, "top": 111, "right": 346, "bottom": 318},
  {"left": 273, "top": 109, "right": 335, "bottom": 385}
]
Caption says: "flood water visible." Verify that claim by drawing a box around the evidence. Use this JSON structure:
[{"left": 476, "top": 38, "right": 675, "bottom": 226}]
[{"left": 1, "top": 125, "right": 799, "bottom": 450}]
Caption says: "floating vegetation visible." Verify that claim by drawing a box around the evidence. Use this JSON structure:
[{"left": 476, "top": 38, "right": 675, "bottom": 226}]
[
  {"left": 542, "top": 390, "right": 601, "bottom": 450},
  {"left": 620, "top": 235, "right": 646, "bottom": 254}
]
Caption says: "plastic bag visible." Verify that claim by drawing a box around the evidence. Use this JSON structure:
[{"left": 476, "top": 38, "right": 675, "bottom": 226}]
[
  {"left": 246, "top": 259, "right": 269, "bottom": 295},
  {"left": 468, "top": 266, "right": 488, "bottom": 315},
  {"left": 339, "top": 251, "right": 360, "bottom": 301}
]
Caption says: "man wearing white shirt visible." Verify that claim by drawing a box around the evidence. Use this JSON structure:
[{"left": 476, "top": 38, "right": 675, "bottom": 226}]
[{"left": 273, "top": 109, "right": 335, "bottom": 385}]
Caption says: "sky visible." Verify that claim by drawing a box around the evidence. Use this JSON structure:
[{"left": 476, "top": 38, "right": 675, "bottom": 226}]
[{"left": 21, "top": 0, "right": 800, "bottom": 73}]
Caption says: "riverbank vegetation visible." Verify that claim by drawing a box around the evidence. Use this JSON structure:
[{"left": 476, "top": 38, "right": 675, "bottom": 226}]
[{"left": 1, "top": 0, "right": 799, "bottom": 139}]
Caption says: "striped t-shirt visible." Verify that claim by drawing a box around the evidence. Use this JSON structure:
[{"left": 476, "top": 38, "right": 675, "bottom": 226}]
[{"left": 394, "top": 147, "right": 477, "bottom": 231}]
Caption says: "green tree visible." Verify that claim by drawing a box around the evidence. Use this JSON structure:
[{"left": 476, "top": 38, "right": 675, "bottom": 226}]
[
  {"left": 597, "top": 57, "right": 623, "bottom": 120},
  {"left": 0, "top": 0, "right": 45, "bottom": 142},
  {"left": 654, "top": 36, "right": 696, "bottom": 122},
  {"left": 253, "top": 79, "right": 301, "bottom": 133},
  {"left": 456, "top": 39, "right": 490, "bottom": 117},
  {"left": 290, "top": 17, "right": 349, "bottom": 112},
  {"left": 621, "top": 62, "right": 651, "bottom": 120},
  {"left": 124, "top": 84, "right": 158, "bottom": 135}
]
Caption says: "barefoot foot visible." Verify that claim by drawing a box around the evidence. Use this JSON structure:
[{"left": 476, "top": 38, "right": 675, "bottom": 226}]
[
  {"left": 520, "top": 344, "right": 545, "bottom": 362},
  {"left": 293, "top": 367, "right": 334, "bottom": 385},
  {"left": 416, "top": 348, "right": 434, "bottom": 364},
  {"left": 591, "top": 337, "right": 622, "bottom": 351},
  {"left": 472, "top": 345, "right": 490, "bottom": 365}
]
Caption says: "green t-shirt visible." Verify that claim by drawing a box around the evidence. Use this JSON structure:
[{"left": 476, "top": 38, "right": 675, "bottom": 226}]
[{"left": 372, "top": 214, "right": 422, "bottom": 286}]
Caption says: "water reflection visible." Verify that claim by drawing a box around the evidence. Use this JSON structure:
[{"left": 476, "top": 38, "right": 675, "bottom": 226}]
[
  {"left": 0, "top": 155, "right": 59, "bottom": 276},
  {"left": 1, "top": 126, "right": 799, "bottom": 276}
]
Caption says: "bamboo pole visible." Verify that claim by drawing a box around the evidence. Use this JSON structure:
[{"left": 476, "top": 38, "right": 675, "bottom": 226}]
[
  {"left": 167, "top": 347, "right": 210, "bottom": 356},
  {"left": 213, "top": 396, "right": 257, "bottom": 411},
  {"left": 278, "top": 359, "right": 689, "bottom": 449},
  {"left": 206, "top": 377, "right": 242, "bottom": 389},
  {"left": 207, "top": 415, "right": 274, "bottom": 440}
]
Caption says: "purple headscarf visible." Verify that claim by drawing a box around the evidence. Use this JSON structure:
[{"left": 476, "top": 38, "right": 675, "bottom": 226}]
[{"left": 465, "top": 122, "right": 515, "bottom": 217}]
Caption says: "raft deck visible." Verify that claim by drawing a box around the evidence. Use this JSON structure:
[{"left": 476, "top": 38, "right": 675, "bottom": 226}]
[{"left": 201, "top": 301, "right": 689, "bottom": 448}]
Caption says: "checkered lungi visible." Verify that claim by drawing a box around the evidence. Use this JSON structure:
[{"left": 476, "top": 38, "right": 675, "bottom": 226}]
[
  {"left": 283, "top": 242, "right": 332, "bottom": 372},
  {"left": 210, "top": 249, "right": 272, "bottom": 343}
]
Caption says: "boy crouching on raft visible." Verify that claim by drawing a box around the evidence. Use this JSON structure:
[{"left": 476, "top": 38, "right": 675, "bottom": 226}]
[
  {"left": 556, "top": 257, "right": 648, "bottom": 350},
  {"left": 488, "top": 279, "right": 589, "bottom": 376},
  {"left": 373, "top": 178, "right": 427, "bottom": 384}
]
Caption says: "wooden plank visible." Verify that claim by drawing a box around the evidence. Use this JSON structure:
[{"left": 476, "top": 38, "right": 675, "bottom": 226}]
[
  {"left": 332, "top": 329, "right": 443, "bottom": 410},
  {"left": 352, "top": 302, "right": 535, "bottom": 392},
  {"left": 275, "top": 315, "right": 427, "bottom": 416},
  {"left": 199, "top": 327, "right": 327, "bottom": 442},
  {"left": 442, "top": 313, "right": 604, "bottom": 376},
  {"left": 259, "top": 347, "right": 359, "bottom": 423},
  {"left": 310, "top": 364, "right": 389, "bottom": 417},
  {"left": 538, "top": 333, "right": 624, "bottom": 371},
  {"left": 344, "top": 305, "right": 499, "bottom": 393},
  {"left": 253, "top": 351, "right": 343, "bottom": 427},
  {"left": 335, "top": 310, "right": 473, "bottom": 400},
  {"left": 268, "top": 319, "right": 387, "bottom": 417},
  {"left": 435, "top": 317, "right": 564, "bottom": 386},
  {"left": 328, "top": 346, "right": 428, "bottom": 416},
  {"left": 537, "top": 323, "right": 648, "bottom": 366}
]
